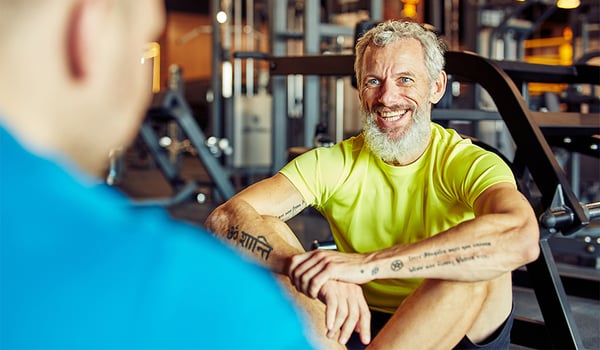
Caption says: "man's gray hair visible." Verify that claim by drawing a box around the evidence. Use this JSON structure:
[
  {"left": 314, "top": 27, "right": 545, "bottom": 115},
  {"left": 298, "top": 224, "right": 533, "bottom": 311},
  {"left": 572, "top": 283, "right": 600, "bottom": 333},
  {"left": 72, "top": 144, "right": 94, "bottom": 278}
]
[{"left": 354, "top": 20, "right": 447, "bottom": 86}]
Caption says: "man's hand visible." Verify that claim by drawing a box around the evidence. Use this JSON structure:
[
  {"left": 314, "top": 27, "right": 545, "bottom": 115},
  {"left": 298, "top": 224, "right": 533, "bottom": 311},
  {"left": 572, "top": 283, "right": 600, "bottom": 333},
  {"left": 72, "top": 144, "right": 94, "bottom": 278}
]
[
  {"left": 289, "top": 250, "right": 376, "bottom": 298},
  {"left": 318, "top": 280, "right": 371, "bottom": 346}
]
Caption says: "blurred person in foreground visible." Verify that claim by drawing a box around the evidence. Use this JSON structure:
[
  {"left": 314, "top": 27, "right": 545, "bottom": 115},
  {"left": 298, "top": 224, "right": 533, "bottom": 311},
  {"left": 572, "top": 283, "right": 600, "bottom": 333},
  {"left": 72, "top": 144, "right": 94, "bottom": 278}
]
[{"left": 0, "top": 0, "right": 316, "bottom": 348}]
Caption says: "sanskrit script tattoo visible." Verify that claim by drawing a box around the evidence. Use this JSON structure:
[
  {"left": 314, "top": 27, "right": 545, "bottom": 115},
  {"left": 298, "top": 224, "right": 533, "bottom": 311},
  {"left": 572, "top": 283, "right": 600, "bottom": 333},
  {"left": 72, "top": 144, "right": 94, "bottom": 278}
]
[
  {"left": 226, "top": 225, "right": 273, "bottom": 261},
  {"left": 398, "top": 242, "right": 492, "bottom": 274},
  {"left": 277, "top": 201, "right": 306, "bottom": 221}
]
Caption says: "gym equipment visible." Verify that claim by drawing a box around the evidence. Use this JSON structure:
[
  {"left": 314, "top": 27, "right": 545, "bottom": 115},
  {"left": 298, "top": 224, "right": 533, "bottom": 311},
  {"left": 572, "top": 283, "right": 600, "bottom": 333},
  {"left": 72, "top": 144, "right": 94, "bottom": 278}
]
[
  {"left": 268, "top": 50, "right": 600, "bottom": 349},
  {"left": 137, "top": 88, "right": 236, "bottom": 206}
]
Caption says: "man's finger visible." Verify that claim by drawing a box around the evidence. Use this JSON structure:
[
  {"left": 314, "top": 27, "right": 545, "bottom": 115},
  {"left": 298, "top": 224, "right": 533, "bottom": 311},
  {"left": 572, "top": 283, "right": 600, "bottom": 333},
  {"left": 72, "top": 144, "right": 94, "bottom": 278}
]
[
  {"left": 328, "top": 298, "right": 348, "bottom": 340},
  {"left": 338, "top": 301, "right": 360, "bottom": 345},
  {"left": 324, "top": 292, "right": 338, "bottom": 331},
  {"left": 357, "top": 301, "right": 372, "bottom": 345}
]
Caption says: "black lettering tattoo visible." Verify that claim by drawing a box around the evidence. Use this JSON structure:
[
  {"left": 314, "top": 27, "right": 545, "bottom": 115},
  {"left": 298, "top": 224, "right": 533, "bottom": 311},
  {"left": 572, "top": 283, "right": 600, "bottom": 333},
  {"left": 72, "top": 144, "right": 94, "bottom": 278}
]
[
  {"left": 277, "top": 200, "right": 306, "bottom": 221},
  {"left": 225, "top": 226, "right": 273, "bottom": 261},
  {"left": 423, "top": 249, "right": 447, "bottom": 258},
  {"left": 391, "top": 259, "right": 404, "bottom": 271},
  {"left": 455, "top": 256, "right": 476, "bottom": 264},
  {"left": 409, "top": 266, "right": 423, "bottom": 272},
  {"left": 226, "top": 225, "right": 240, "bottom": 240},
  {"left": 402, "top": 242, "right": 493, "bottom": 273},
  {"left": 371, "top": 267, "right": 379, "bottom": 276}
]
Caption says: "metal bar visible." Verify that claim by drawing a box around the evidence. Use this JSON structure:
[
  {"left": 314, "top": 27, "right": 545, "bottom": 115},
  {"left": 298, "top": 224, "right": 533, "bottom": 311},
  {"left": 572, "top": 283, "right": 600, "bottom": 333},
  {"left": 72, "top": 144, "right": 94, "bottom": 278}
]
[
  {"left": 319, "top": 23, "right": 355, "bottom": 37},
  {"left": 246, "top": 0, "right": 255, "bottom": 96},
  {"left": 531, "top": 112, "right": 600, "bottom": 135},
  {"left": 370, "top": 0, "right": 383, "bottom": 21},
  {"left": 525, "top": 237, "right": 585, "bottom": 349},
  {"left": 444, "top": 51, "right": 589, "bottom": 234},
  {"left": 269, "top": 54, "right": 600, "bottom": 86},
  {"left": 233, "top": 0, "right": 242, "bottom": 97},
  {"left": 163, "top": 91, "right": 236, "bottom": 201},
  {"left": 269, "top": 0, "right": 289, "bottom": 173},
  {"left": 335, "top": 78, "right": 344, "bottom": 143},
  {"left": 541, "top": 201, "right": 600, "bottom": 230},
  {"left": 139, "top": 120, "right": 183, "bottom": 187},
  {"left": 210, "top": 0, "right": 222, "bottom": 138},
  {"left": 270, "top": 55, "right": 355, "bottom": 76},
  {"left": 272, "top": 25, "right": 356, "bottom": 40},
  {"left": 496, "top": 61, "right": 600, "bottom": 85},
  {"left": 304, "top": 0, "right": 321, "bottom": 148}
]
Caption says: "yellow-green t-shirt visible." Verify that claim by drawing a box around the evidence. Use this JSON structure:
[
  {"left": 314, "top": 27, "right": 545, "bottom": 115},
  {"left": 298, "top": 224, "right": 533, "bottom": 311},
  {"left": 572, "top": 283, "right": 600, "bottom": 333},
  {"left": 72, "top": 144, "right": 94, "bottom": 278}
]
[{"left": 280, "top": 123, "right": 516, "bottom": 313}]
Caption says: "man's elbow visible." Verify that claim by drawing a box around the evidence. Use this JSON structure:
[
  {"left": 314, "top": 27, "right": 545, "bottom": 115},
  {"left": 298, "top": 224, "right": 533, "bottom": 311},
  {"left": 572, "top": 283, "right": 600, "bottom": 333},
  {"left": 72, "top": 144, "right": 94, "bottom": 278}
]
[
  {"left": 204, "top": 203, "right": 233, "bottom": 235},
  {"left": 514, "top": 215, "right": 540, "bottom": 266}
]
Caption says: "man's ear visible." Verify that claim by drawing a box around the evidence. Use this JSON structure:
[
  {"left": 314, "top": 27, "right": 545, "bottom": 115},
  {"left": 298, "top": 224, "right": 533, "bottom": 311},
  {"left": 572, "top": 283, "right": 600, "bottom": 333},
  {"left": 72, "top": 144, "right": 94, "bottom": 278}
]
[
  {"left": 66, "top": 0, "right": 108, "bottom": 80},
  {"left": 429, "top": 70, "right": 447, "bottom": 104}
]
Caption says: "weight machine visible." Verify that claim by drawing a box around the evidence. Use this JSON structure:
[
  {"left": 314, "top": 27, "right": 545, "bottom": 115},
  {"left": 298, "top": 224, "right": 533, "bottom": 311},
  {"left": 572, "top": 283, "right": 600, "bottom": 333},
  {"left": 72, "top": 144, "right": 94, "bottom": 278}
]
[{"left": 136, "top": 87, "right": 237, "bottom": 206}]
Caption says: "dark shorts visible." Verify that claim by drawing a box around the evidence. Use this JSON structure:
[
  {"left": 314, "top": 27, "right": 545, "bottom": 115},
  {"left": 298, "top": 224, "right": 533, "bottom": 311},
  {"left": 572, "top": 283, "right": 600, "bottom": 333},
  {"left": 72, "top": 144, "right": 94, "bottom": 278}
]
[{"left": 347, "top": 305, "right": 514, "bottom": 350}]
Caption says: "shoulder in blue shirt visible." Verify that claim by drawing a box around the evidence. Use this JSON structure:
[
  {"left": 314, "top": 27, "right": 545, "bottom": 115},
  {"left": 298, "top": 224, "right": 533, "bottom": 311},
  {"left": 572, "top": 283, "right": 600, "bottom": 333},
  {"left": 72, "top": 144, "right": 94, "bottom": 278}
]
[{"left": 0, "top": 124, "right": 314, "bottom": 349}]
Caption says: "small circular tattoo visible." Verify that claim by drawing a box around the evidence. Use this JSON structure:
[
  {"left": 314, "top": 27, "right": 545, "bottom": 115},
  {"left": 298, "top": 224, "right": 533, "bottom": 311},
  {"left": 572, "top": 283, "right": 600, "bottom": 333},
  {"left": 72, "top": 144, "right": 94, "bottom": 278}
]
[{"left": 391, "top": 259, "right": 404, "bottom": 271}]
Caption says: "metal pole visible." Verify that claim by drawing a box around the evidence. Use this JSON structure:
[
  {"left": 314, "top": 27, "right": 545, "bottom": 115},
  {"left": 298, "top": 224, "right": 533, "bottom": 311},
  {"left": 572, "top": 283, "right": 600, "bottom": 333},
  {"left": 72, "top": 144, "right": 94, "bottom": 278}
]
[
  {"left": 246, "top": 0, "right": 255, "bottom": 96},
  {"left": 210, "top": 0, "right": 222, "bottom": 138},
  {"left": 221, "top": 0, "right": 234, "bottom": 169},
  {"left": 269, "top": 0, "right": 288, "bottom": 173},
  {"left": 370, "top": 0, "right": 383, "bottom": 21},
  {"left": 304, "top": 0, "right": 320, "bottom": 147}
]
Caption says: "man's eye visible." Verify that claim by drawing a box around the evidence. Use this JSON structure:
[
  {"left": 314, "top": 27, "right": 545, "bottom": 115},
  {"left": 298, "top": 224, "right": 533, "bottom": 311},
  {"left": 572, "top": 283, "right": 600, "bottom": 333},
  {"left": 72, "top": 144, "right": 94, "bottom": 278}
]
[
  {"left": 399, "top": 77, "right": 413, "bottom": 84},
  {"left": 367, "top": 78, "right": 379, "bottom": 86}
]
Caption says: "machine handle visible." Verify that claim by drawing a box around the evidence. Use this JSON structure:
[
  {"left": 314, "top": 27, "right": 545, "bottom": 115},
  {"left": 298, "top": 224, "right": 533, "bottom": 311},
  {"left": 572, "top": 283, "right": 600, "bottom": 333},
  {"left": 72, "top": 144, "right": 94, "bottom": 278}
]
[{"left": 540, "top": 202, "right": 600, "bottom": 231}]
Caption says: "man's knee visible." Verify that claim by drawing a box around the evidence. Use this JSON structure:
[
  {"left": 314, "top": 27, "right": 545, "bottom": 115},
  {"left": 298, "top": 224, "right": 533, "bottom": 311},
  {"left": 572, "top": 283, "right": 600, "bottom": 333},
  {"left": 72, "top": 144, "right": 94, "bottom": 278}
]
[{"left": 466, "top": 274, "right": 513, "bottom": 344}]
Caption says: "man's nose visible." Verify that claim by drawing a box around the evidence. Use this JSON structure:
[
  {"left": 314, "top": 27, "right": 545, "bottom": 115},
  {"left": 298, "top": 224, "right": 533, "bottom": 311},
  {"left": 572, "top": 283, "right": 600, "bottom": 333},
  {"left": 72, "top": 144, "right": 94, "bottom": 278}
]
[{"left": 377, "top": 80, "right": 399, "bottom": 106}]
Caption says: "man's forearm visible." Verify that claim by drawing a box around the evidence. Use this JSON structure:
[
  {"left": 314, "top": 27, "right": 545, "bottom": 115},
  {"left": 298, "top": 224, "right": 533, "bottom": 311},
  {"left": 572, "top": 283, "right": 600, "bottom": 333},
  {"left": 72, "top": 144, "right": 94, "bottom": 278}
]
[
  {"left": 363, "top": 211, "right": 538, "bottom": 283},
  {"left": 290, "top": 194, "right": 539, "bottom": 299},
  {"left": 205, "top": 199, "right": 305, "bottom": 274}
]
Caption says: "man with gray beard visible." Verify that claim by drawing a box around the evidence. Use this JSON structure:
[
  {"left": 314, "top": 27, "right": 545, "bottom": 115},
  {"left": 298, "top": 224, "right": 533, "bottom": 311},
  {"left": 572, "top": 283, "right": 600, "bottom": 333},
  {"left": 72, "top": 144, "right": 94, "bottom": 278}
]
[
  {"left": 362, "top": 97, "right": 432, "bottom": 166},
  {"left": 206, "top": 20, "right": 540, "bottom": 350}
]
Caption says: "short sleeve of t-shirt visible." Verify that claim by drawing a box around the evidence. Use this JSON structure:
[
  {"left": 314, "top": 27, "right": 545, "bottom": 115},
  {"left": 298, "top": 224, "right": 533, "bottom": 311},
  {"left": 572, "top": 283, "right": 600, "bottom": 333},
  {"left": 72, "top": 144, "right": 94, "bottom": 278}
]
[{"left": 280, "top": 136, "right": 361, "bottom": 209}]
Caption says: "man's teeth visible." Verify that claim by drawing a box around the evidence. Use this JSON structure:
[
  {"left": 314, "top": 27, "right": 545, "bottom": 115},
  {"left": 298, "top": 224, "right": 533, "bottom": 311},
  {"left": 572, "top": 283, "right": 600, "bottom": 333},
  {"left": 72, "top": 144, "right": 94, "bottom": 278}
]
[{"left": 381, "top": 110, "right": 407, "bottom": 121}]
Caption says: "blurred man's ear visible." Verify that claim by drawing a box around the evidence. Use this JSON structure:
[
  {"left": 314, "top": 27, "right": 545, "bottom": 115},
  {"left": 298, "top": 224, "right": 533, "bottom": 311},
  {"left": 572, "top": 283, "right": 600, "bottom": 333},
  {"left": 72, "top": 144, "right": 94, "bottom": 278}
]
[{"left": 66, "top": 0, "right": 108, "bottom": 80}]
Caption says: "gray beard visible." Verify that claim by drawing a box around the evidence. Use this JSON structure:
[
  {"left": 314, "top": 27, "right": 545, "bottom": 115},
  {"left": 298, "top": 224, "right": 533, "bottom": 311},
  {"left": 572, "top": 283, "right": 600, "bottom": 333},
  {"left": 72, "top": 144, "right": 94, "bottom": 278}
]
[{"left": 362, "top": 106, "right": 431, "bottom": 165}]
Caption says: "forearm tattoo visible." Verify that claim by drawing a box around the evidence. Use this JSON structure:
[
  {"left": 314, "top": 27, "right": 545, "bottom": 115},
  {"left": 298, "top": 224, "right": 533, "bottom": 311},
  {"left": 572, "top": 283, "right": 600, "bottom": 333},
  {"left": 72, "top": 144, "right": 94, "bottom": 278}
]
[
  {"left": 360, "top": 267, "right": 380, "bottom": 276},
  {"left": 391, "top": 242, "right": 491, "bottom": 273},
  {"left": 277, "top": 200, "right": 306, "bottom": 221},
  {"left": 226, "top": 225, "right": 273, "bottom": 261}
]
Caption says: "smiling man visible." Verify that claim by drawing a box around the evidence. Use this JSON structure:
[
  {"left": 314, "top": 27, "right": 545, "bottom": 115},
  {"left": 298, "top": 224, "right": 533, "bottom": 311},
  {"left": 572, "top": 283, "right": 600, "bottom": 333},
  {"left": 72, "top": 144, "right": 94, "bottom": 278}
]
[{"left": 206, "top": 20, "right": 540, "bottom": 350}]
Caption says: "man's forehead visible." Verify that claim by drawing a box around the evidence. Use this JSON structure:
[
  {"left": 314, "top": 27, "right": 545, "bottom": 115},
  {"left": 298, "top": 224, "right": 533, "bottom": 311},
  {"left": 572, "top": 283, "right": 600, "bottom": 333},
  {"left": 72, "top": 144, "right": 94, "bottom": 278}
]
[
  {"left": 363, "top": 39, "right": 426, "bottom": 70},
  {"left": 367, "top": 37, "right": 422, "bottom": 54}
]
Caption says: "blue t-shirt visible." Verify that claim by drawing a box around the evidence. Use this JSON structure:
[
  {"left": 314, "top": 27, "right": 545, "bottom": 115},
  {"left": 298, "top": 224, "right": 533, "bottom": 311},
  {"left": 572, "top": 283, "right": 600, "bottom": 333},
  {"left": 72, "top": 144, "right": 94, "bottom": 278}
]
[{"left": 0, "top": 124, "right": 314, "bottom": 349}]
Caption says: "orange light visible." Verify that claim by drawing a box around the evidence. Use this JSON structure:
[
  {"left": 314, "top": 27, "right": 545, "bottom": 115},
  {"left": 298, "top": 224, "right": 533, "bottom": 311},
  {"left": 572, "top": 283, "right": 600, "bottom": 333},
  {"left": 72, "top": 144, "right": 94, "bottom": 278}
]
[
  {"left": 556, "top": 0, "right": 580, "bottom": 9},
  {"left": 401, "top": 0, "right": 420, "bottom": 18}
]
